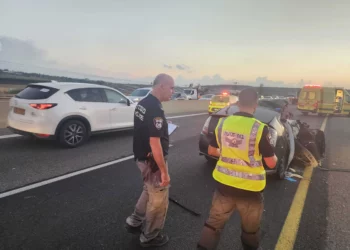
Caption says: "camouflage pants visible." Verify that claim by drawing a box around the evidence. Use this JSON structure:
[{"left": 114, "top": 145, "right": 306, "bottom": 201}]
[
  {"left": 126, "top": 160, "right": 169, "bottom": 243},
  {"left": 198, "top": 187, "right": 264, "bottom": 250}
]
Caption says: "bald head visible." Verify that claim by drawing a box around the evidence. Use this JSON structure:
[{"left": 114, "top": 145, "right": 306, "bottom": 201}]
[
  {"left": 153, "top": 73, "right": 174, "bottom": 87},
  {"left": 151, "top": 73, "right": 175, "bottom": 102}
]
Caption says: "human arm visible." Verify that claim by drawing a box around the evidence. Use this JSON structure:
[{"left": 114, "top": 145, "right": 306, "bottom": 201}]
[
  {"left": 149, "top": 137, "right": 170, "bottom": 186},
  {"left": 259, "top": 126, "right": 278, "bottom": 169},
  {"left": 147, "top": 110, "right": 170, "bottom": 186}
]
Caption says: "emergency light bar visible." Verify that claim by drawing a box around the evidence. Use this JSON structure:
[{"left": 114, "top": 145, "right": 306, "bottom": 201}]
[{"left": 305, "top": 84, "right": 321, "bottom": 88}]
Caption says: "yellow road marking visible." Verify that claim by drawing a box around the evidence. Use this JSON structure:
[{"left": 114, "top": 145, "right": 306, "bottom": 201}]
[{"left": 275, "top": 115, "right": 328, "bottom": 250}]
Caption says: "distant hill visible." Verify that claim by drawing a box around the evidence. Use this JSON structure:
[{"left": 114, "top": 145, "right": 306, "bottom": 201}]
[{"left": 0, "top": 69, "right": 183, "bottom": 95}]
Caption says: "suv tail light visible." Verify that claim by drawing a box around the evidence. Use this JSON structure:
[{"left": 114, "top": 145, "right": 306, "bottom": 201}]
[
  {"left": 30, "top": 103, "right": 57, "bottom": 110},
  {"left": 202, "top": 116, "right": 212, "bottom": 135}
]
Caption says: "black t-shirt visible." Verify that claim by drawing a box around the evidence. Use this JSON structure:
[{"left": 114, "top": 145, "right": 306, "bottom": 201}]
[
  {"left": 209, "top": 112, "right": 275, "bottom": 195},
  {"left": 133, "top": 94, "right": 169, "bottom": 161},
  {"left": 209, "top": 112, "right": 275, "bottom": 158}
]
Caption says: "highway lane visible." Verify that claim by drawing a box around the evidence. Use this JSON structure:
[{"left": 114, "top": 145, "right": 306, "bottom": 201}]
[
  {"left": 0, "top": 127, "right": 319, "bottom": 250},
  {"left": 294, "top": 114, "right": 350, "bottom": 250},
  {"left": 0, "top": 112, "right": 209, "bottom": 193},
  {"left": 0, "top": 106, "right": 320, "bottom": 193},
  {"left": 0, "top": 106, "right": 330, "bottom": 250}
]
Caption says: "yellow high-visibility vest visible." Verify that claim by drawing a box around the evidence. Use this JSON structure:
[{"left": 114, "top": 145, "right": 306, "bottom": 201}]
[{"left": 213, "top": 115, "right": 266, "bottom": 192}]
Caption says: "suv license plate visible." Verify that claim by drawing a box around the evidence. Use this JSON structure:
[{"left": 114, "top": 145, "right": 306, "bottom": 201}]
[{"left": 14, "top": 107, "right": 25, "bottom": 115}]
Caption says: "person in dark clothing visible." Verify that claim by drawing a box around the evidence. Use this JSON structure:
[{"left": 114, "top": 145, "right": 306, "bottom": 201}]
[
  {"left": 125, "top": 73, "right": 175, "bottom": 248},
  {"left": 197, "top": 88, "right": 278, "bottom": 250}
]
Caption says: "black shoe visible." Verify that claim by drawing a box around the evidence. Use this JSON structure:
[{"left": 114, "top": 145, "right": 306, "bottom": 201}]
[
  {"left": 140, "top": 233, "right": 169, "bottom": 248},
  {"left": 125, "top": 223, "right": 142, "bottom": 235}
]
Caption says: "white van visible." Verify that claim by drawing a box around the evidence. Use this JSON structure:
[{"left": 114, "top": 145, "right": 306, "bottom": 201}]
[{"left": 183, "top": 88, "right": 199, "bottom": 100}]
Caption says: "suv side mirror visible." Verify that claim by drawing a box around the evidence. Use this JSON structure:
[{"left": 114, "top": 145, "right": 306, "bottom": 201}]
[{"left": 127, "top": 99, "right": 131, "bottom": 106}]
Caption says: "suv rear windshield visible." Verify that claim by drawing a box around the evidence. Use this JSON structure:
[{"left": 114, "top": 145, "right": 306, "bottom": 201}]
[
  {"left": 15, "top": 85, "right": 59, "bottom": 100},
  {"left": 212, "top": 95, "right": 229, "bottom": 102}
]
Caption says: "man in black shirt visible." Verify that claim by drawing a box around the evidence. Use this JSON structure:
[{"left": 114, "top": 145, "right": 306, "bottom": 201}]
[{"left": 126, "top": 73, "right": 174, "bottom": 248}]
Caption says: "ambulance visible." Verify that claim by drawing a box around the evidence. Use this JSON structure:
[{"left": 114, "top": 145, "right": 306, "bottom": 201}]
[
  {"left": 297, "top": 84, "right": 350, "bottom": 115},
  {"left": 208, "top": 92, "right": 238, "bottom": 114}
]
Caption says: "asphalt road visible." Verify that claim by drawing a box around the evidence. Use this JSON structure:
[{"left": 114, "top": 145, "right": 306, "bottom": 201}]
[{"left": 0, "top": 107, "right": 349, "bottom": 249}]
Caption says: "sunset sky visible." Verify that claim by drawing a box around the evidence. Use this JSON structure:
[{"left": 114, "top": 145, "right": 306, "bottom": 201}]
[{"left": 1, "top": 0, "right": 350, "bottom": 86}]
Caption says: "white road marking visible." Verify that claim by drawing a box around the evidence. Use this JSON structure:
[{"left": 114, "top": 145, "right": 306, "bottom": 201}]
[
  {"left": 0, "top": 145, "right": 174, "bottom": 199},
  {"left": 167, "top": 113, "right": 207, "bottom": 119},
  {"left": 0, "top": 134, "right": 21, "bottom": 139},
  {"left": 0, "top": 155, "right": 134, "bottom": 199},
  {"left": 320, "top": 115, "right": 329, "bottom": 132},
  {"left": 0, "top": 112, "right": 208, "bottom": 140}
]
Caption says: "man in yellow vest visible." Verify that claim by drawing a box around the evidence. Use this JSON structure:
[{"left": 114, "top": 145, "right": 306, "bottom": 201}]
[{"left": 197, "top": 88, "right": 278, "bottom": 250}]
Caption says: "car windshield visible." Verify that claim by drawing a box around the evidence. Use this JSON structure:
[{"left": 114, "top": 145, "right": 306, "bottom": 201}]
[
  {"left": 15, "top": 85, "right": 59, "bottom": 100},
  {"left": 212, "top": 95, "right": 229, "bottom": 102},
  {"left": 184, "top": 89, "right": 193, "bottom": 95},
  {"left": 130, "top": 89, "right": 150, "bottom": 97}
]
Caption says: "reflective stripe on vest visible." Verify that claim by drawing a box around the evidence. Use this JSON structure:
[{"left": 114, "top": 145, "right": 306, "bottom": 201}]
[
  {"left": 213, "top": 115, "right": 266, "bottom": 192},
  {"left": 248, "top": 121, "right": 263, "bottom": 167},
  {"left": 216, "top": 165, "right": 265, "bottom": 180},
  {"left": 221, "top": 156, "right": 262, "bottom": 168},
  {"left": 217, "top": 119, "right": 262, "bottom": 168},
  {"left": 216, "top": 117, "right": 226, "bottom": 150}
]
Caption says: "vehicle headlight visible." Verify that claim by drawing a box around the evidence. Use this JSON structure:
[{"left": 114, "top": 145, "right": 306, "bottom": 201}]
[{"left": 268, "top": 128, "right": 278, "bottom": 147}]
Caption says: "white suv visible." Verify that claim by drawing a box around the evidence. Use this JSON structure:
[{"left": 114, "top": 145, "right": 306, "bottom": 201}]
[{"left": 7, "top": 82, "right": 136, "bottom": 148}]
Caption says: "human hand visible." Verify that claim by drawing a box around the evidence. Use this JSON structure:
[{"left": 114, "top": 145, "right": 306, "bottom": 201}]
[{"left": 160, "top": 172, "right": 171, "bottom": 187}]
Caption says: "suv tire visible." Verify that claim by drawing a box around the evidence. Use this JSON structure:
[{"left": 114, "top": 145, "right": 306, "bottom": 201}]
[{"left": 59, "top": 120, "right": 88, "bottom": 148}]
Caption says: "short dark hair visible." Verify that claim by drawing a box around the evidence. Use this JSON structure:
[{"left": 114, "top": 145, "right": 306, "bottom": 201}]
[{"left": 238, "top": 88, "right": 258, "bottom": 107}]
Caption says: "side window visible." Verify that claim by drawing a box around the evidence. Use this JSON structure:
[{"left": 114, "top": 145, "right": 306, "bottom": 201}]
[
  {"left": 67, "top": 88, "right": 104, "bottom": 102},
  {"left": 104, "top": 89, "right": 128, "bottom": 104},
  {"left": 299, "top": 91, "right": 307, "bottom": 100}
]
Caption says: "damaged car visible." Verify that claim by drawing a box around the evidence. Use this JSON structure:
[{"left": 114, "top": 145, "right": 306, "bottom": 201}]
[{"left": 199, "top": 104, "right": 325, "bottom": 179}]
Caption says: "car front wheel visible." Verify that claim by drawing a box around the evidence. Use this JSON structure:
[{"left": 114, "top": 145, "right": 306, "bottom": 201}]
[{"left": 59, "top": 120, "right": 88, "bottom": 148}]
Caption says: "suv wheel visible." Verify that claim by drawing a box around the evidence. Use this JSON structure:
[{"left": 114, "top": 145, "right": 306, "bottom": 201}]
[{"left": 59, "top": 120, "right": 88, "bottom": 148}]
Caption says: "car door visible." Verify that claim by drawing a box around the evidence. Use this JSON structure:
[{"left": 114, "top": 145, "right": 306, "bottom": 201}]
[
  {"left": 102, "top": 88, "right": 135, "bottom": 129},
  {"left": 66, "top": 88, "right": 111, "bottom": 131}
]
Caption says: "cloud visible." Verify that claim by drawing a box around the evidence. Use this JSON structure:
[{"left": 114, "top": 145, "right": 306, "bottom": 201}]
[
  {"left": 175, "top": 74, "right": 232, "bottom": 86},
  {"left": 163, "top": 64, "right": 172, "bottom": 69},
  {"left": 0, "top": 36, "right": 55, "bottom": 65},
  {"left": 176, "top": 64, "right": 191, "bottom": 71}
]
